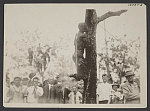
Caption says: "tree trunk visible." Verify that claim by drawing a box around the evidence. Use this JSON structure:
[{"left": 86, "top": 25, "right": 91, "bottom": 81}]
[
  {"left": 84, "top": 9, "right": 97, "bottom": 104},
  {"left": 81, "top": 9, "right": 127, "bottom": 103}
]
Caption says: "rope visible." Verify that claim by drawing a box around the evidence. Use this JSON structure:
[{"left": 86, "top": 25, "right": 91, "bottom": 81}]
[{"left": 99, "top": 24, "right": 140, "bottom": 56}]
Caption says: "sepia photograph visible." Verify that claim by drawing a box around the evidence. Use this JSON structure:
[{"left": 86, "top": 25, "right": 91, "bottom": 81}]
[{"left": 3, "top": 3, "right": 147, "bottom": 108}]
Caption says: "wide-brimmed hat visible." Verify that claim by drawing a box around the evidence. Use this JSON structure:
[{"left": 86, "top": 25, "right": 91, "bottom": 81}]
[
  {"left": 125, "top": 71, "right": 135, "bottom": 77},
  {"left": 29, "top": 73, "right": 36, "bottom": 79}
]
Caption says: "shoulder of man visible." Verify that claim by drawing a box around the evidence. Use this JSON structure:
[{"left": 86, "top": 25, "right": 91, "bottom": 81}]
[
  {"left": 133, "top": 82, "right": 139, "bottom": 87},
  {"left": 43, "top": 84, "right": 48, "bottom": 88},
  {"left": 121, "top": 82, "right": 132, "bottom": 91},
  {"left": 121, "top": 82, "right": 128, "bottom": 87}
]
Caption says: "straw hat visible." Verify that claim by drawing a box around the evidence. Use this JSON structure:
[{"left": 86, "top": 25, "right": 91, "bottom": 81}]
[{"left": 125, "top": 71, "right": 135, "bottom": 77}]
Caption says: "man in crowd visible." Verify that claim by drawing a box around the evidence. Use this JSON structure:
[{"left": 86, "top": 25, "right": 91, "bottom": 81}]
[
  {"left": 121, "top": 71, "right": 140, "bottom": 104},
  {"left": 62, "top": 79, "right": 71, "bottom": 104},
  {"left": 41, "top": 49, "right": 50, "bottom": 71},
  {"left": 52, "top": 79, "right": 64, "bottom": 104},
  {"left": 8, "top": 77, "right": 24, "bottom": 103},
  {"left": 28, "top": 48, "right": 34, "bottom": 66},
  {"left": 48, "top": 79, "right": 56, "bottom": 103},
  {"left": 68, "top": 85, "right": 82, "bottom": 104},
  {"left": 42, "top": 79, "right": 53, "bottom": 103},
  {"left": 22, "top": 77, "right": 29, "bottom": 103},
  {"left": 4, "top": 76, "right": 11, "bottom": 103},
  {"left": 48, "top": 78, "right": 71, "bottom": 104},
  {"left": 110, "top": 83, "right": 124, "bottom": 104},
  {"left": 26, "top": 77, "right": 43, "bottom": 103},
  {"left": 97, "top": 74, "right": 112, "bottom": 104}
]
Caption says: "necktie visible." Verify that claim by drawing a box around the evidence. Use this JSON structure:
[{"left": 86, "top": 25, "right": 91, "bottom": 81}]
[{"left": 74, "top": 92, "right": 76, "bottom": 104}]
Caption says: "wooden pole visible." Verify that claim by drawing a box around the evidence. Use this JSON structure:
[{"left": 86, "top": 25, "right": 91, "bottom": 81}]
[
  {"left": 81, "top": 9, "right": 127, "bottom": 103},
  {"left": 84, "top": 9, "right": 97, "bottom": 103}
]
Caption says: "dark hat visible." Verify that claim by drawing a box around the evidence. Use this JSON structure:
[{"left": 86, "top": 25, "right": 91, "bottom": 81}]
[
  {"left": 125, "top": 71, "right": 135, "bottom": 77},
  {"left": 29, "top": 73, "right": 36, "bottom": 79},
  {"left": 102, "top": 74, "right": 107, "bottom": 77},
  {"left": 14, "top": 76, "right": 22, "bottom": 80}
]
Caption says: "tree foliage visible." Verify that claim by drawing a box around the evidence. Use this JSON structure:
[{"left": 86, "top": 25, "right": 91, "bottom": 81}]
[{"left": 98, "top": 35, "right": 140, "bottom": 83}]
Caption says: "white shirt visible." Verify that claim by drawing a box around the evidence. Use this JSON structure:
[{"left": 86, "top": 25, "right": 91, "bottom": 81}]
[
  {"left": 68, "top": 91, "right": 82, "bottom": 104},
  {"left": 9, "top": 85, "right": 24, "bottom": 103},
  {"left": 111, "top": 90, "right": 123, "bottom": 100},
  {"left": 97, "top": 82, "right": 112, "bottom": 101},
  {"left": 26, "top": 86, "right": 43, "bottom": 103}
]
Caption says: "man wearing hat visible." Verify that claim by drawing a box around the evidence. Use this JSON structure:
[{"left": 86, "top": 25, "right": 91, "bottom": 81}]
[
  {"left": 110, "top": 83, "right": 123, "bottom": 104},
  {"left": 8, "top": 77, "right": 24, "bottom": 103},
  {"left": 121, "top": 71, "right": 140, "bottom": 104},
  {"left": 49, "top": 79, "right": 64, "bottom": 104}
]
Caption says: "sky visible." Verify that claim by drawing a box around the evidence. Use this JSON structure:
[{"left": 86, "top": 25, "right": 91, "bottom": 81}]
[{"left": 4, "top": 3, "right": 146, "bottom": 54}]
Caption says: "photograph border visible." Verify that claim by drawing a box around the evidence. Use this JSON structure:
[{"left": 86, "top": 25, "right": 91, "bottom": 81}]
[{"left": 0, "top": 0, "right": 150, "bottom": 111}]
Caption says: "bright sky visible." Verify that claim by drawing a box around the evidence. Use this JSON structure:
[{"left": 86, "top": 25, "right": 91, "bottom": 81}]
[{"left": 4, "top": 4, "right": 146, "bottom": 54}]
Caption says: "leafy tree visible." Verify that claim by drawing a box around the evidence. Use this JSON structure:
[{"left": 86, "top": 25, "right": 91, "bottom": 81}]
[{"left": 98, "top": 35, "right": 140, "bottom": 83}]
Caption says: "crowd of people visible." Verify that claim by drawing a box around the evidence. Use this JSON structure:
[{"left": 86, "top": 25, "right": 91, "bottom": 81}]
[
  {"left": 28, "top": 44, "right": 51, "bottom": 73},
  {"left": 4, "top": 74, "right": 83, "bottom": 104},
  {"left": 97, "top": 71, "right": 140, "bottom": 104},
  {"left": 4, "top": 70, "right": 140, "bottom": 104}
]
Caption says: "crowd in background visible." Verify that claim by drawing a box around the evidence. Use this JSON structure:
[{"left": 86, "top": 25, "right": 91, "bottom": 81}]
[
  {"left": 4, "top": 74, "right": 83, "bottom": 104},
  {"left": 96, "top": 71, "right": 140, "bottom": 104},
  {"left": 4, "top": 70, "right": 140, "bottom": 104},
  {"left": 28, "top": 44, "right": 51, "bottom": 73}
]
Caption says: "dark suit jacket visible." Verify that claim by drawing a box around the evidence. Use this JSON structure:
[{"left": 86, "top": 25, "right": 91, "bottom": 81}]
[
  {"left": 49, "top": 85, "right": 71, "bottom": 104},
  {"left": 43, "top": 85, "right": 50, "bottom": 101},
  {"left": 63, "top": 88, "right": 71, "bottom": 104},
  {"left": 49, "top": 84, "right": 63, "bottom": 104}
]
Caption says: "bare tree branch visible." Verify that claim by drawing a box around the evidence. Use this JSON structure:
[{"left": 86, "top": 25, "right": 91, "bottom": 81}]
[{"left": 97, "top": 9, "right": 128, "bottom": 23}]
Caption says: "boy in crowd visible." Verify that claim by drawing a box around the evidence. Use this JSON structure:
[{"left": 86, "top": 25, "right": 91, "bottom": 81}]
[
  {"left": 68, "top": 85, "right": 82, "bottom": 104},
  {"left": 25, "top": 77, "right": 43, "bottom": 103},
  {"left": 8, "top": 77, "right": 24, "bottom": 103},
  {"left": 110, "top": 83, "right": 124, "bottom": 104}
]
